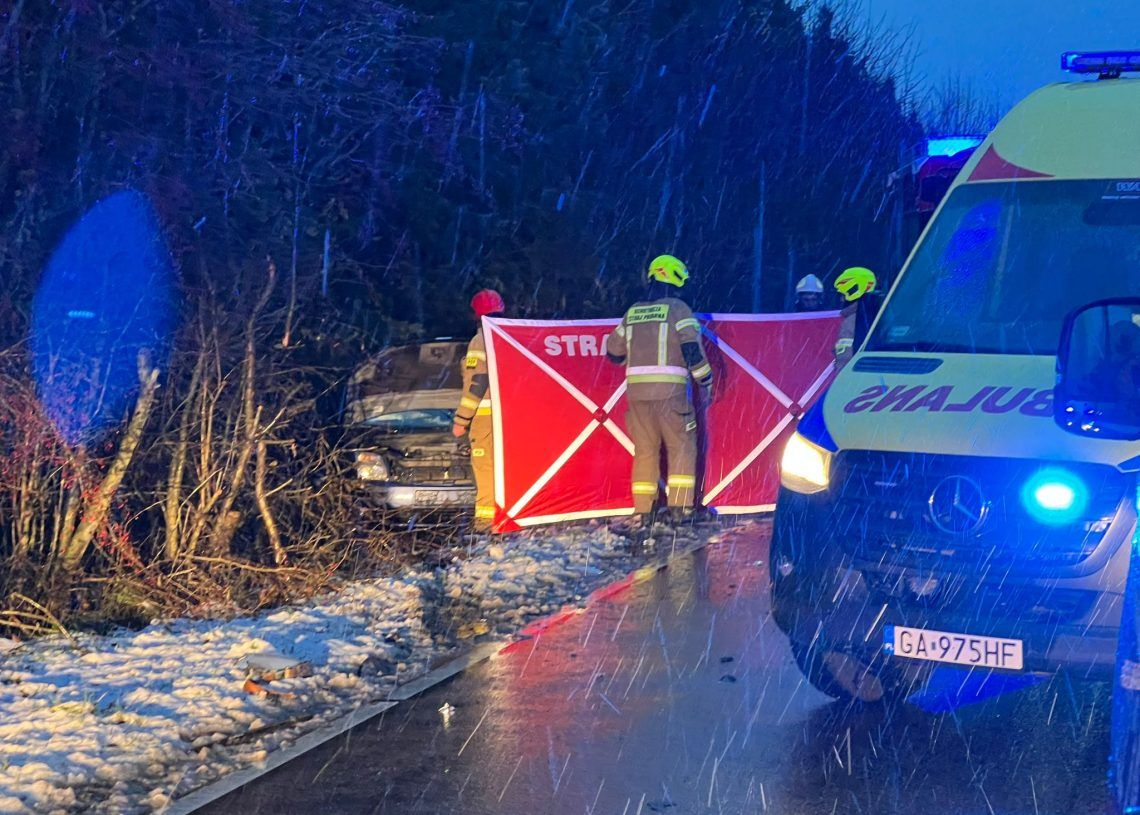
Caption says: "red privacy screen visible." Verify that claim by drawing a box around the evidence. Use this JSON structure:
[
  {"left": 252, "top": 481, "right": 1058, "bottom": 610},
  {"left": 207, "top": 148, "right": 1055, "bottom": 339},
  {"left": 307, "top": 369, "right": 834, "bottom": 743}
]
[{"left": 483, "top": 313, "right": 841, "bottom": 532}]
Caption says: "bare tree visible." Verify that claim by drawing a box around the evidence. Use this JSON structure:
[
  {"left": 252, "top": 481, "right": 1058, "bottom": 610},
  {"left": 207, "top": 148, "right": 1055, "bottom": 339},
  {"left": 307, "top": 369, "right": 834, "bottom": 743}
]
[{"left": 924, "top": 74, "right": 1002, "bottom": 136}]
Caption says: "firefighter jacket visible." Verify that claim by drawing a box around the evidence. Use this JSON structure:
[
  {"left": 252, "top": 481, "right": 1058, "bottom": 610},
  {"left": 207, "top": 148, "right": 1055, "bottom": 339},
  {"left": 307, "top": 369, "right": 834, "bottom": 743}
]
[
  {"left": 454, "top": 327, "right": 491, "bottom": 428},
  {"left": 834, "top": 303, "right": 858, "bottom": 367},
  {"left": 834, "top": 293, "right": 883, "bottom": 369},
  {"left": 605, "top": 297, "right": 713, "bottom": 402}
]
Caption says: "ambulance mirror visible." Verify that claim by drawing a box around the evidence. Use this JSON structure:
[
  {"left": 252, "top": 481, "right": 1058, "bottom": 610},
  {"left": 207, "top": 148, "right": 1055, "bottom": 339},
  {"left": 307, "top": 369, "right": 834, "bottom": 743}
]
[{"left": 1055, "top": 297, "right": 1140, "bottom": 441}]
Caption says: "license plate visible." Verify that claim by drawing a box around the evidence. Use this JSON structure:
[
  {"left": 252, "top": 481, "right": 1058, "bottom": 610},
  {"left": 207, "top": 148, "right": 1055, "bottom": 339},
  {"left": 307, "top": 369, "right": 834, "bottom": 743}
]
[
  {"left": 413, "top": 489, "right": 474, "bottom": 506},
  {"left": 884, "top": 625, "right": 1023, "bottom": 671}
]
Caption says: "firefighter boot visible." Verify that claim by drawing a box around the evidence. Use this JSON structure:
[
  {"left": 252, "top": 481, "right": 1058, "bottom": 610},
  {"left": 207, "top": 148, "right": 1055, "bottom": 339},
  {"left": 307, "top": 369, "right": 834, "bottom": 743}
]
[
  {"left": 610, "top": 514, "right": 650, "bottom": 550},
  {"left": 668, "top": 507, "right": 696, "bottom": 526},
  {"left": 666, "top": 506, "right": 700, "bottom": 539},
  {"left": 611, "top": 513, "right": 645, "bottom": 536}
]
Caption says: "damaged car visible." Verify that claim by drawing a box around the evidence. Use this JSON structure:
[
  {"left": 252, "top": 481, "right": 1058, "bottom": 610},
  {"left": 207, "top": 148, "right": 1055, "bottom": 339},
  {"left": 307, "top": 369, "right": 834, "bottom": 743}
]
[{"left": 341, "top": 339, "right": 476, "bottom": 520}]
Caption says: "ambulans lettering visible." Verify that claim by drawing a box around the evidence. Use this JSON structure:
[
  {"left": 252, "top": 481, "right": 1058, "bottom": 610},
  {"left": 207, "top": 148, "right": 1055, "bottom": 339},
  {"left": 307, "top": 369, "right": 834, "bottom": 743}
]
[
  {"left": 943, "top": 386, "right": 994, "bottom": 413},
  {"left": 902, "top": 385, "right": 952, "bottom": 412},
  {"left": 843, "top": 384, "right": 1054, "bottom": 416},
  {"left": 543, "top": 334, "right": 606, "bottom": 357},
  {"left": 980, "top": 386, "right": 1034, "bottom": 413},
  {"left": 870, "top": 385, "right": 925, "bottom": 412},
  {"left": 1020, "top": 389, "right": 1054, "bottom": 417},
  {"left": 843, "top": 385, "right": 889, "bottom": 413}
]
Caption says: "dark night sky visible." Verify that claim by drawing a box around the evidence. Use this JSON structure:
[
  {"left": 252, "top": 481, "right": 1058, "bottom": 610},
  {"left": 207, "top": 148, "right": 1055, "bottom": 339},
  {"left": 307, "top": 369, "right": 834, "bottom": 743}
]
[{"left": 853, "top": 0, "right": 1140, "bottom": 113}]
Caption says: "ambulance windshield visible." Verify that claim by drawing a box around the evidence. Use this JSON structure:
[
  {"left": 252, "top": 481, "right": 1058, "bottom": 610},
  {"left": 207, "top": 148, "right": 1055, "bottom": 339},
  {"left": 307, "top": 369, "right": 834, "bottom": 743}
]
[{"left": 869, "top": 180, "right": 1140, "bottom": 355}]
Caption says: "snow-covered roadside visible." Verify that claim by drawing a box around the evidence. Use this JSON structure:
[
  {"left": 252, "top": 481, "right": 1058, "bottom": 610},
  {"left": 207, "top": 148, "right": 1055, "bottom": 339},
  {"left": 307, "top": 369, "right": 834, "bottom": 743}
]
[{"left": 0, "top": 522, "right": 724, "bottom": 814}]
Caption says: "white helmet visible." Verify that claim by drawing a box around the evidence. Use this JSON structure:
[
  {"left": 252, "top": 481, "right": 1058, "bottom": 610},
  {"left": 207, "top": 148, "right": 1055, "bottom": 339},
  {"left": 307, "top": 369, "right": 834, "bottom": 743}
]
[{"left": 795, "top": 274, "right": 824, "bottom": 295}]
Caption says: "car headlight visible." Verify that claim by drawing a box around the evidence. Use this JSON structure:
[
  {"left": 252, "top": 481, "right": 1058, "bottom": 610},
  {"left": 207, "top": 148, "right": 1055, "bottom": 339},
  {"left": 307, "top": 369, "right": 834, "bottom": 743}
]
[
  {"left": 355, "top": 452, "right": 390, "bottom": 482},
  {"left": 780, "top": 431, "right": 831, "bottom": 494}
]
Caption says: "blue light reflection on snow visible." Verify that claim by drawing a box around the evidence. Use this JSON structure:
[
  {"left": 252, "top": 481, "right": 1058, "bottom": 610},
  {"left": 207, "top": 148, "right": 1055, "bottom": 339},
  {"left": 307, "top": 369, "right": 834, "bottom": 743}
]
[{"left": 30, "top": 190, "right": 175, "bottom": 445}]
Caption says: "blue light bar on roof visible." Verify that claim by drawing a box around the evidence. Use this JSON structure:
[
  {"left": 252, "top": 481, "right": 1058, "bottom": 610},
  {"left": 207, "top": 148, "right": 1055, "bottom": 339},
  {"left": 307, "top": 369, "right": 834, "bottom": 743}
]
[
  {"left": 1062, "top": 50, "right": 1140, "bottom": 75},
  {"left": 926, "top": 137, "right": 984, "bottom": 158}
]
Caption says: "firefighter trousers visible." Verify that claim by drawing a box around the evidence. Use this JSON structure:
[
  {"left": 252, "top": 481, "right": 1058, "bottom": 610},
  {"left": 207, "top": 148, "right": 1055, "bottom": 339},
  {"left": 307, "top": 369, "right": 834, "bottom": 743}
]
[
  {"left": 469, "top": 413, "right": 495, "bottom": 531},
  {"left": 626, "top": 395, "right": 698, "bottom": 514}
]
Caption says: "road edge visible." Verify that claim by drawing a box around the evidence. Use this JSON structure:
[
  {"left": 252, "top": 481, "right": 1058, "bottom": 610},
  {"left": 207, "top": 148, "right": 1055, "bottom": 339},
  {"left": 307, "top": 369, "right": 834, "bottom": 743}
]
[{"left": 165, "top": 527, "right": 737, "bottom": 814}]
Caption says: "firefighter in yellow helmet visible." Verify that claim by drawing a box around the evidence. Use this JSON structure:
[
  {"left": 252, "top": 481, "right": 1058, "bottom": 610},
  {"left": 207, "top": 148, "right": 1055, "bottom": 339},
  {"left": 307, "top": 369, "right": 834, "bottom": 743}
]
[
  {"left": 605, "top": 254, "right": 713, "bottom": 538},
  {"left": 452, "top": 289, "right": 505, "bottom": 532},
  {"left": 832, "top": 266, "right": 881, "bottom": 368}
]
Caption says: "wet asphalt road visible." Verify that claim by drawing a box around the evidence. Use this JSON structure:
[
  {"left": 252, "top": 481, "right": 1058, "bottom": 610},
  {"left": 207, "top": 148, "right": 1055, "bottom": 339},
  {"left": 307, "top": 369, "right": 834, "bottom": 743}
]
[{"left": 202, "top": 524, "right": 1112, "bottom": 815}]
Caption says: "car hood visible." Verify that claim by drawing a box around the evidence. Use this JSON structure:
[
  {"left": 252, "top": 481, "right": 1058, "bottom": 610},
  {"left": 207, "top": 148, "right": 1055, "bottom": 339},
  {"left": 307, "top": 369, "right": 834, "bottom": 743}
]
[
  {"left": 341, "top": 426, "right": 463, "bottom": 455},
  {"left": 347, "top": 388, "right": 462, "bottom": 425}
]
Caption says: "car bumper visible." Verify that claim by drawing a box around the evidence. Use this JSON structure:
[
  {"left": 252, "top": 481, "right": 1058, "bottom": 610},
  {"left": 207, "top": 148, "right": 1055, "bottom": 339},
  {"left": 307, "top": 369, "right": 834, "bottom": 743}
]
[
  {"left": 770, "top": 487, "right": 1126, "bottom": 679},
  {"left": 361, "top": 482, "right": 476, "bottom": 511}
]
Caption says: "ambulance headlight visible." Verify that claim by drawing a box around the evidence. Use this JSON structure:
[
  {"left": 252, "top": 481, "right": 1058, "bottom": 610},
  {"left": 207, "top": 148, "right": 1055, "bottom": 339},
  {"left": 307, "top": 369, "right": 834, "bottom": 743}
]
[
  {"left": 780, "top": 432, "right": 832, "bottom": 494},
  {"left": 355, "top": 452, "right": 390, "bottom": 482}
]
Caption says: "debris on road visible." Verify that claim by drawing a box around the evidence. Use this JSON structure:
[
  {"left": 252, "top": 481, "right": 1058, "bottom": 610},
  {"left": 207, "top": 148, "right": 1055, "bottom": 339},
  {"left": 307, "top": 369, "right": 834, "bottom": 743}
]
[
  {"left": 241, "top": 678, "right": 298, "bottom": 701},
  {"left": 238, "top": 650, "right": 314, "bottom": 682}
]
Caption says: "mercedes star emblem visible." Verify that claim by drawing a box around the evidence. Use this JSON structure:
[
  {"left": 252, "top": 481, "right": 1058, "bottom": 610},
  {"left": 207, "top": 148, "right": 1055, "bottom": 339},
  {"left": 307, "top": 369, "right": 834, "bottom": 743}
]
[{"left": 928, "top": 475, "right": 990, "bottom": 535}]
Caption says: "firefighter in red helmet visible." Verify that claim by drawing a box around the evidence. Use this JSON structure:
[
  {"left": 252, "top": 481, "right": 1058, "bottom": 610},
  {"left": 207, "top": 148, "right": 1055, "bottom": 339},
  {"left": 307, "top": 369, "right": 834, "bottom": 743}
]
[{"left": 453, "top": 289, "right": 505, "bottom": 532}]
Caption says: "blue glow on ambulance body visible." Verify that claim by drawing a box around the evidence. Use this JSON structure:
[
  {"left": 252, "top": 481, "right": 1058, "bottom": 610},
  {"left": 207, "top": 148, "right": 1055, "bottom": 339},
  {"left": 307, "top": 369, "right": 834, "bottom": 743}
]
[{"left": 794, "top": 392, "right": 837, "bottom": 452}]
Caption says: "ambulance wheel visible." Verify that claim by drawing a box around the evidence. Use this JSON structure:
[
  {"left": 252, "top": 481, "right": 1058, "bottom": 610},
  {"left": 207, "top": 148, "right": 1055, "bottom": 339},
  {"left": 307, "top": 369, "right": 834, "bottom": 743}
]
[{"left": 790, "top": 640, "right": 907, "bottom": 706}]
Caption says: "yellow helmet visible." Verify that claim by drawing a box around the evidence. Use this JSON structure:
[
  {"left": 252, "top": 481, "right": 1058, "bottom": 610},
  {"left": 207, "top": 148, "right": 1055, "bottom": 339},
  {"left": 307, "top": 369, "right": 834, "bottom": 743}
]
[
  {"left": 834, "top": 266, "right": 877, "bottom": 302},
  {"left": 647, "top": 254, "right": 689, "bottom": 288}
]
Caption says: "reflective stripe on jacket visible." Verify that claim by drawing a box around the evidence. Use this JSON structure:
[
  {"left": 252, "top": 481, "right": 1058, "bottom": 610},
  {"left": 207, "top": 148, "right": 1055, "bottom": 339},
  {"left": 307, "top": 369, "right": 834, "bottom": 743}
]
[
  {"left": 454, "top": 327, "right": 491, "bottom": 427},
  {"left": 605, "top": 297, "right": 712, "bottom": 401}
]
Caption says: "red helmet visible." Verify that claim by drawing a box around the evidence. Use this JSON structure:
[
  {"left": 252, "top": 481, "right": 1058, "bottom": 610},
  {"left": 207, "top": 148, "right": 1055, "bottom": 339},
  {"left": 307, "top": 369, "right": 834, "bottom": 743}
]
[{"left": 470, "top": 289, "right": 505, "bottom": 318}]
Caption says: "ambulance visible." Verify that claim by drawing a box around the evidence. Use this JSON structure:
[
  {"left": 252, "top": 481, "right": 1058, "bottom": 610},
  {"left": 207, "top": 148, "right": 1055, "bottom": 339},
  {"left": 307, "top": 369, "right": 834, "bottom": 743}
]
[{"left": 771, "top": 52, "right": 1140, "bottom": 703}]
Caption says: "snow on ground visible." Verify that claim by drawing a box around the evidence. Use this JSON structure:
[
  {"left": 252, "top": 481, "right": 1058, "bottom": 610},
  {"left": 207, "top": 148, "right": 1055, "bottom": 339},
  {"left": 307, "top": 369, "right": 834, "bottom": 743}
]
[{"left": 0, "top": 521, "right": 722, "bottom": 814}]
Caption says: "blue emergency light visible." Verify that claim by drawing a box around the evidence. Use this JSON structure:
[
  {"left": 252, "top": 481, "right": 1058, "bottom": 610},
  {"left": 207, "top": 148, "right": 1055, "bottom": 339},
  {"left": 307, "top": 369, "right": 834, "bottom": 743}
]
[
  {"left": 1020, "top": 466, "right": 1090, "bottom": 525},
  {"left": 1062, "top": 51, "right": 1140, "bottom": 77},
  {"left": 926, "top": 137, "right": 984, "bottom": 158}
]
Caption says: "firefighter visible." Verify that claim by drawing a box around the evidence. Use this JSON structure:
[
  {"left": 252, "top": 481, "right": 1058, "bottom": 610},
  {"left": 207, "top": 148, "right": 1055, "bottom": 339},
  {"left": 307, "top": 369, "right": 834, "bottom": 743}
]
[
  {"left": 452, "top": 289, "right": 504, "bottom": 532},
  {"left": 832, "top": 266, "right": 881, "bottom": 367},
  {"left": 605, "top": 254, "right": 713, "bottom": 536},
  {"left": 793, "top": 274, "right": 826, "bottom": 312}
]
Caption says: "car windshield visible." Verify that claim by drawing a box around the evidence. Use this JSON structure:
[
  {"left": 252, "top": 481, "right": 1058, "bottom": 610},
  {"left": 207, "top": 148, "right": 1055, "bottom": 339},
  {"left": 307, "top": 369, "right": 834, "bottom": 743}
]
[
  {"left": 869, "top": 180, "right": 1140, "bottom": 355},
  {"left": 360, "top": 409, "right": 454, "bottom": 432}
]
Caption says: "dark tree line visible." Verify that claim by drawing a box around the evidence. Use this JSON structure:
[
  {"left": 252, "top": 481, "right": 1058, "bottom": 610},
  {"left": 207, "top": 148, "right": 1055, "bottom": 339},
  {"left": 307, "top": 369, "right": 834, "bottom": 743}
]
[
  {"left": 411, "top": 0, "right": 921, "bottom": 321},
  {"left": 0, "top": 0, "right": 921, "bottom": 624},
  {"left": 2, "top": 0, "right": 919, "bottom": 346}
]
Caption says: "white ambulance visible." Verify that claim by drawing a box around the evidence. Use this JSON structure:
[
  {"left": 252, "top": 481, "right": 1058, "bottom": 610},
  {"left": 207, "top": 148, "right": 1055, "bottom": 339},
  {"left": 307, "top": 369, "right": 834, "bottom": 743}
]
[{"left": 772, "top": 51, "right": 1140, "bottom": 703}]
